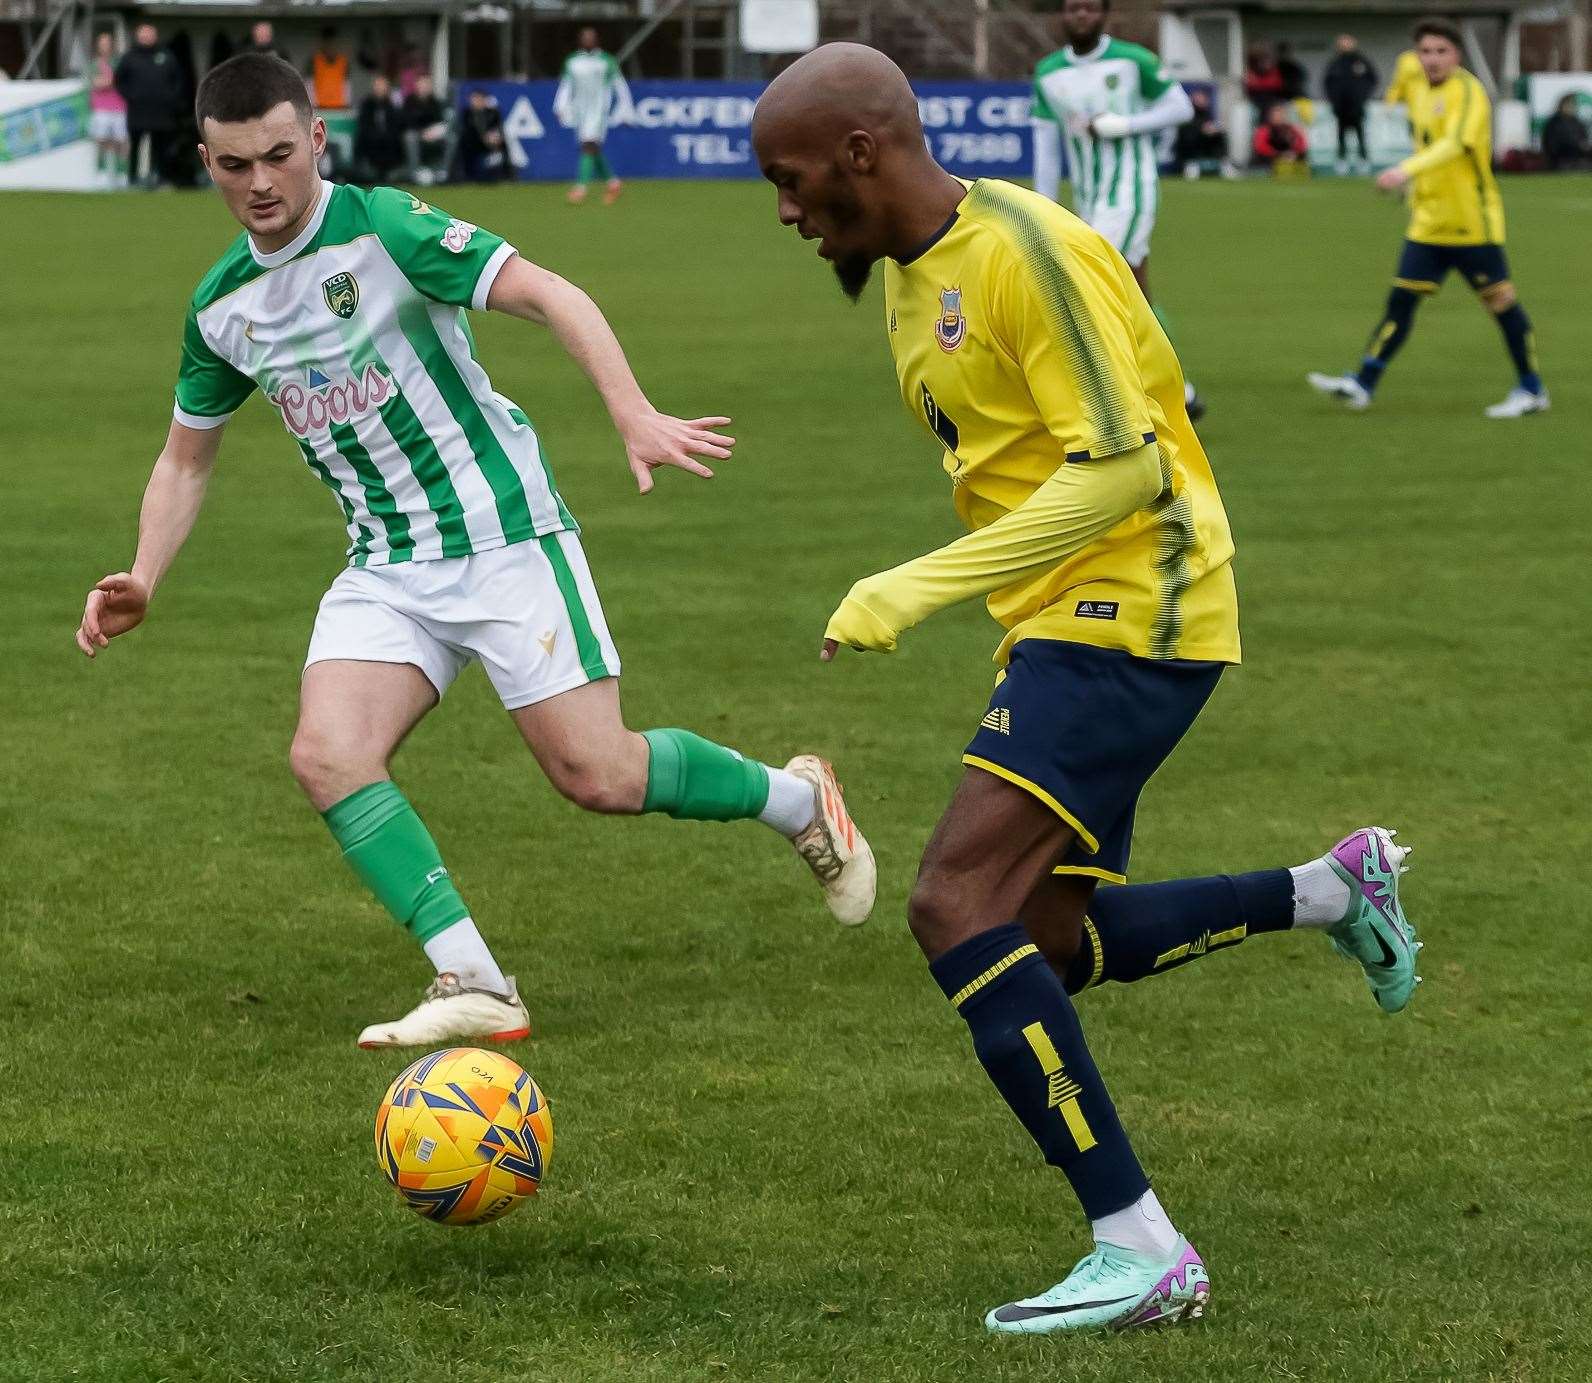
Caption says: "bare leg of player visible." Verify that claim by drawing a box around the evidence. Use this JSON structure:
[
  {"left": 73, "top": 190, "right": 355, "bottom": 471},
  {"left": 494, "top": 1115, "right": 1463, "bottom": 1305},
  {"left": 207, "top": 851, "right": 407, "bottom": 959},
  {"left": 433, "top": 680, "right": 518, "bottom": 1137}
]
[
  {"left": 909, "top": 768, "right": 1208, "bottom": 1333},
  {"left": 509, "top": 678, "right": 875, "bottom": 924},
  {"left": 292, "top": 659, "right": 533, "bottom": 1048}
]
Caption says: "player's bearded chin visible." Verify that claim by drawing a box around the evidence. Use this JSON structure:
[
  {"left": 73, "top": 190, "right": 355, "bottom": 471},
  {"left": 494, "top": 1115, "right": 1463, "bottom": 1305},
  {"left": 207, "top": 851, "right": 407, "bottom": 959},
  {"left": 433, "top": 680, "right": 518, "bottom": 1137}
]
[
  {"left": 826, "top": 190, "right": 874, "bottom": 302},
  {"left": 833, "top": 254, "right": 874, "bottom": 302}
]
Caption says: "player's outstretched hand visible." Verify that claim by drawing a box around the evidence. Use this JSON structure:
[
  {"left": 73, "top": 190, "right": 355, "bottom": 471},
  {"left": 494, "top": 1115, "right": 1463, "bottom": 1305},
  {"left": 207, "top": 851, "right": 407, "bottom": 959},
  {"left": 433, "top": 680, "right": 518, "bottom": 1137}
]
[
  {"left": 1376, "top": 166, "right": 1410, "bottom": 193},
  {"left": 621, "top": 409, "right": 735, "bottom": 494},
  {"left": 75, "top": 571, "right": 150, "bottom": 659}
]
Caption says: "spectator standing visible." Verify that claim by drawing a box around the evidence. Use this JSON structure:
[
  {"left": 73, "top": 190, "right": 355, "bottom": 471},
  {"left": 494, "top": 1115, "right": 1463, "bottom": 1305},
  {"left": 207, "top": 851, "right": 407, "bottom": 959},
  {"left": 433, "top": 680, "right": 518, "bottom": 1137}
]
[
  {"left": 310, "top": 29, "right": 351, "bottom": 110},
  {"left": 1276, "top": 42, "right": 1307, "bottom": 103},
  {"left": 459, "top": 87, "right": 508, "bottom": 182},
  {"left": 1542, "top": 94, "right": 1590, "bottom": 170},
  {"left": 115, "top": 23, "right": 183, "bottom": 187},
  {"left": 403, "top": 74, "right": 449, "bottom": 184},
  {"left": 88, "top": 31, "right": 129, "bottom": 187},
  {"left": 1174, "top": 87, "right": 1234, "bottom": 180},
  {"left": 246, "top": 21, "right": 287, "bottom": 61},
  {"left": 1324, "top": 34, "right": 1378, "bottom": 173},
  {"left": 396, "top": 43, "right": 429, "bottom": 100},
  {"left": 1244, "top": 45, "right": 1286, "bottom": 117},
  {"left": 1253, "top": 103, "right": 1308, "bottom": 168},
  {"left": 355, "top": 73, "right": 405, "bottom": 182}
]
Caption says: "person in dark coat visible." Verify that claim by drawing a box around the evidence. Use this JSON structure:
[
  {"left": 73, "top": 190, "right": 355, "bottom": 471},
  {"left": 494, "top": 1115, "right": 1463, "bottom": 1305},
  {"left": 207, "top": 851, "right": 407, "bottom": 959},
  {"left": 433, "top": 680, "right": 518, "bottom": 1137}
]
[
  {"left": 354, "top": 74, "right": 405, "bottom": 183},
  {"left": 402, "top": 75, "right": 449, "bottom": 184},
  {"left": 1542, "top": 94, "right": 1590, "bottom": 170},
  {"left": 1276, "top": 42, "right": 1307, "bottom": 102},
  {"left": 458, "top": 88, "right": 507, "bottom": 182},
  {"left": 1323, "top": 34, "right": 1379, "bottom": 170},
  {"left": 114, "top": 23, "right": 184, "bottom": 186}
]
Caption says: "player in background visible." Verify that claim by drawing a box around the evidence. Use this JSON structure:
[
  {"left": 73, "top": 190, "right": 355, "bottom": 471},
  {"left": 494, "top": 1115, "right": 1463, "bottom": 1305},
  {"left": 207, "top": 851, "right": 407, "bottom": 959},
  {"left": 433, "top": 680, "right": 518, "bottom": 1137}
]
[
  {"left": 753, "top": 43, "right": 1420, "bottom": 1335},
  {"left": 89, "top": 32, "right": 129, "bottom": 187},
  {"left": 1384, "top": 46, "right": 1425, "bottom": 110},
  {"left": 554, "top": 27, "right": 631, "bottom": 205},
  {"left": 1030, "top": 0, "right": 1205, "bottom": 421},
  {"left": 75, "top": 54, "right": 874, "bottom": 1050},
  {"left": 1308, "top": 20, "right": 1548, "bottom": 418}
]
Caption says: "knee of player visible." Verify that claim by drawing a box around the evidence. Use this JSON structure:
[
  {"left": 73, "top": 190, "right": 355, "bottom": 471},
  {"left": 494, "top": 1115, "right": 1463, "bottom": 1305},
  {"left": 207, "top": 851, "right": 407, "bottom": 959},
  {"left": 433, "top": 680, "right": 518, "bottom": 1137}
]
[
  {"left": 545, "top": 753, "right": 636, "bottom": 815},
  {"left": 288, "top": 731, "right": 372, "bottom": 802},
  {"left": 907, "top": 871, "right": 978, "bottom": 958},
  {"left": 1483, "top": 281, "right": 1518, "bottom": 313}
]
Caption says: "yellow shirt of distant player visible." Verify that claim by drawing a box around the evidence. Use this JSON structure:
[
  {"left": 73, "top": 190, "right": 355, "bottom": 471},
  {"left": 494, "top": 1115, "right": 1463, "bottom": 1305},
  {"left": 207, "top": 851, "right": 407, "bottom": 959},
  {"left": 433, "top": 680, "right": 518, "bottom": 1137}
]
[
  {"left": 1403, "top": 69, "right": 1505, "bottom": 245},
  {"left": 882, "top": 179, "right": 1240, "bottom": 666}
]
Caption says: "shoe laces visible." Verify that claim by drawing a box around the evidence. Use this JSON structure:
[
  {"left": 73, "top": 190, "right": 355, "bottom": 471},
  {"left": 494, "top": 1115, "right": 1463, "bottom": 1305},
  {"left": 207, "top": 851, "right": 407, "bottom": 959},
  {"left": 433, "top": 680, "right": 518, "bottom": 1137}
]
[{"left": 1068, "top": 1244, "right": 1136, "bottom": 1292}]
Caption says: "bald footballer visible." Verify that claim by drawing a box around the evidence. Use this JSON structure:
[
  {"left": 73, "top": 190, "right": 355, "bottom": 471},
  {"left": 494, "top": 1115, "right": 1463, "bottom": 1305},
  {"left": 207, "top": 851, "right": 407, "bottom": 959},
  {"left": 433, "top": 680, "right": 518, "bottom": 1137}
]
[{"left": 753, "top": 44, "right": 1421, "bottom": 1334}]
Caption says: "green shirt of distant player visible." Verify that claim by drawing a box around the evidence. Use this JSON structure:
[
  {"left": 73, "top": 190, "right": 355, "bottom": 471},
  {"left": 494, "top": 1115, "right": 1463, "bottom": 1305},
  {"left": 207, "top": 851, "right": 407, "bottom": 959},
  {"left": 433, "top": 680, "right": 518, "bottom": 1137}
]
[
  {"left": 555, "top": 44, "right": 628, "bottom": 143},
  {"left": 1031, "top": 38, "right": 1174, "bottom": 218}
]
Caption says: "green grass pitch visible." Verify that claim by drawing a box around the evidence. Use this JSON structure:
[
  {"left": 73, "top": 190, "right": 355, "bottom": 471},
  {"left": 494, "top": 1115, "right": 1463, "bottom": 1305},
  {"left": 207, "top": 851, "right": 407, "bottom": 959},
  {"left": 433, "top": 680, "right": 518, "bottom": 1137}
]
[{"left": 3, "top": 175, "right": 1589, "bottom": 1382}]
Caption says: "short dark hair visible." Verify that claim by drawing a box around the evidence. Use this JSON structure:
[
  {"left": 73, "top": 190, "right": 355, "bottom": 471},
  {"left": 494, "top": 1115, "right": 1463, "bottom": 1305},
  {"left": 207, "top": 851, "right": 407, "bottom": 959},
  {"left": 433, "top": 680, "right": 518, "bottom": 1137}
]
[
  {"left": 1412, "top": 17, "right": 1463, "bottom": 49},
  {"left": 195, "top": 53, "right": 312, "bottom": 130}
]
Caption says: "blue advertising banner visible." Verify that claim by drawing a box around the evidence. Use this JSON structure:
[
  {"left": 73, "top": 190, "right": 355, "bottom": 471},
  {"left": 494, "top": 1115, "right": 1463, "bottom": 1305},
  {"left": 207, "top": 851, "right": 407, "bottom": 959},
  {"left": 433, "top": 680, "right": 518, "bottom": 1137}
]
[{"left": 454, "top": 79, "right": 1034, "bottom": 182}]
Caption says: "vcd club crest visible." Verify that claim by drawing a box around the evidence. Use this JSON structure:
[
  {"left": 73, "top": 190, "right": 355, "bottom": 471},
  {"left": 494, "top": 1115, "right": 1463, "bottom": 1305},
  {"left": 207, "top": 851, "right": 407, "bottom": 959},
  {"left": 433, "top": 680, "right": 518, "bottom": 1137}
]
[{"left": 322, "top": 272, "right": 359, "bottom": 319}]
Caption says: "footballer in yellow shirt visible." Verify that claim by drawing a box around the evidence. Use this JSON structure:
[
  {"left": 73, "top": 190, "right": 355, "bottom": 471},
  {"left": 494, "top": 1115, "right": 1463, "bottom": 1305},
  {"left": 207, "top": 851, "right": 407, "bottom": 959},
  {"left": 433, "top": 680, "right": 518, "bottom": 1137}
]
[
  {"left": 1309, "top": 20, "right": 1547, "bottom": 416},
  {"left": 753, "top": 41, "right": 1422, "bottom": 1336}
]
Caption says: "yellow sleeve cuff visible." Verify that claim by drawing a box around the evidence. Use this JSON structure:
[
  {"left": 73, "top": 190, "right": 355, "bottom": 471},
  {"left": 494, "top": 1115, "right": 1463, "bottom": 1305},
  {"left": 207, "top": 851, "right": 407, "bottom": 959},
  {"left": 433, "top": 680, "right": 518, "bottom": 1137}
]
[{"left": 824, "top": 593, "right": 899, "bottom": 653}]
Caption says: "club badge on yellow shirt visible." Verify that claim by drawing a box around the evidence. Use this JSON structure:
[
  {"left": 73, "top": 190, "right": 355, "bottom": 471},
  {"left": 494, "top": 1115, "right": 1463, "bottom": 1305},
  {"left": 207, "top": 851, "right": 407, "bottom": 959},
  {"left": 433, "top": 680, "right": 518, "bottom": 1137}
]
[{"left": 936, "top": 287, "right": 966, "bottom": 352}]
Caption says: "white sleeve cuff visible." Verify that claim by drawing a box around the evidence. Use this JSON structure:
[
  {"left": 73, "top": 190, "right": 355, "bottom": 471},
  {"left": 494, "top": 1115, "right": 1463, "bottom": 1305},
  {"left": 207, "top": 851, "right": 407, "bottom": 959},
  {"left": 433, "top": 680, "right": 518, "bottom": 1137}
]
[
  {"left": 472, "top": 242, "right": 518, "bottom": 311},
  {"left": 173, "top": 403, "right": 233, "bottom": 430}
]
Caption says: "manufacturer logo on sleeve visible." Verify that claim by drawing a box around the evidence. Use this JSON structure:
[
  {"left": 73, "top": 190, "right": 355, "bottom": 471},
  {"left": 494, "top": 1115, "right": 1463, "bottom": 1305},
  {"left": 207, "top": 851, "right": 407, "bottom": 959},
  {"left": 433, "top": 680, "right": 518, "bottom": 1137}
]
[
  {"left": 321, "top": 271, "right": 359, "bottom": 319},
  {"left": 1075, "top": 600, "right": 1119, "bottom": 620}
]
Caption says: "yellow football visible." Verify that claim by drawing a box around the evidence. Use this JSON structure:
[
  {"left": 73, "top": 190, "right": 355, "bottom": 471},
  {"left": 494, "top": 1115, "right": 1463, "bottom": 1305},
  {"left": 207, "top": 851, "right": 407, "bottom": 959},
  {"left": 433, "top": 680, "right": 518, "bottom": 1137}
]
[{"left": 374, "top": 1047, "right": 552, "bottom": 1226}]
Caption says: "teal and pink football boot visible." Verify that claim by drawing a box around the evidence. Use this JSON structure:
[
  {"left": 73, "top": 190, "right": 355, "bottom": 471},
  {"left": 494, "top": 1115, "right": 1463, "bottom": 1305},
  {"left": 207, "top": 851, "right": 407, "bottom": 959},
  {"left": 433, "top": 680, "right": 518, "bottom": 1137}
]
[
  {"left": 986, "top": 1238, "right": 1210, "bottom": 1334},
  {"left": 1324, "top": 826, "right": 1421, "bottom": 1013}
]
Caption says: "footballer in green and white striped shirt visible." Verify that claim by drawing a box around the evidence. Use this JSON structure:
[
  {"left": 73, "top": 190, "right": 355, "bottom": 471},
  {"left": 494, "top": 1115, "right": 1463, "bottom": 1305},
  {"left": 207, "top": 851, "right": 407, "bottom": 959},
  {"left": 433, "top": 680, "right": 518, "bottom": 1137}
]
[
  {"left": 1030, "top": 0, "right": 1206, "bottom": 419},
  {"left": 76, "top": 53, "right": 876, "bottom": 1047}
]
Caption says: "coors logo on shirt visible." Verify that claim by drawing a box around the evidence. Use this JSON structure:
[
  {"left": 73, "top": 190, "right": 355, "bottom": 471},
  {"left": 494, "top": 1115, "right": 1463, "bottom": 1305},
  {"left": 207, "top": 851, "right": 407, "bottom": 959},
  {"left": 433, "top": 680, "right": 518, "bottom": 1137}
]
[{"left": 267, "top": 362, "right": 397, "bottom": 438}]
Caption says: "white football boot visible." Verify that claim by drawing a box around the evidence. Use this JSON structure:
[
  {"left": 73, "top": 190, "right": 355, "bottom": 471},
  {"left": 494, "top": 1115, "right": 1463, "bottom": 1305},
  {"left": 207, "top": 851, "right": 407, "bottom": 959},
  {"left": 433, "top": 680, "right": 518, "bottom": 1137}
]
[
  {"left": 1484, "top": 387, "right": 1549, "bottom": 419},
  {"left": 784, "top": 755, "right": 876, "bottom": 926},
  {"left": 357, "top": 973, "right": 531, "bottom": 1049},
  {"left": 1306, "top": 372, "right": 1372, "bottom": 410}
]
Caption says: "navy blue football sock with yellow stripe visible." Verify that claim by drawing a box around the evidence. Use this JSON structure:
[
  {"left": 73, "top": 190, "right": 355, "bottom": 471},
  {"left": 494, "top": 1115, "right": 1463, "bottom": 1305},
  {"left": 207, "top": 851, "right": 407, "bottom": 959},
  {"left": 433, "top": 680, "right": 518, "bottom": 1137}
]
[
  {"left": 1493, "top": 304, "right": 1542, "bottom": 394},
  {"left": 1355, "top": 285, "right": 1422, "bottom": 392},
  {"left": 931, "top": 922, "right": 1148, "bottom": 1219},
  {"left": 1063, "top": 869, "right": 1294, "bottom": 995}
]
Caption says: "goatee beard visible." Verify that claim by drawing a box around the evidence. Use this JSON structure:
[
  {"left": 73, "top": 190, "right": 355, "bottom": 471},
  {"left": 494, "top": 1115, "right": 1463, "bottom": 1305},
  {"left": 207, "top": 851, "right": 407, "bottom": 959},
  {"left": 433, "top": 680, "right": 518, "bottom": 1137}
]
[{"left": 832, "top": 254, "right": 874, "bottom": 302}]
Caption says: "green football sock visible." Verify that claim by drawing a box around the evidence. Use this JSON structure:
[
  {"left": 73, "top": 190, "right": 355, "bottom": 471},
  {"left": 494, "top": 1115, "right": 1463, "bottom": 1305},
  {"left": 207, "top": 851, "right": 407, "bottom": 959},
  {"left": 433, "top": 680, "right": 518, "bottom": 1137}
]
[
  {"left": 641, "top": 728, "right": 771, "bottom": 822},
  {"left": 593, "top": 150, "right": 613, "bottom": 181},
  {"left": 576, "top": 152, "right": 597, "bottom": 186},
  {"left": 322, "top": 781, "right": 470, "bottom": 943}
]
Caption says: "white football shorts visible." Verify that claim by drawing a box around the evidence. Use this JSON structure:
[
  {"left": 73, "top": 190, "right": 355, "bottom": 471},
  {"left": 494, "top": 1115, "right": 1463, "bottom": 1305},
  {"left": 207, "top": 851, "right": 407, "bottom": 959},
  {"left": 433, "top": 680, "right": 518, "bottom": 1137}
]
[
  {"left": 305, "top": 534, "right": 621, "bottom": 709},
  {"left": 1082, "top": 191, "right": 1157, "bottom": 270},
  {"left": 89, "top": 109, "right": 127, "bottom": 142}
]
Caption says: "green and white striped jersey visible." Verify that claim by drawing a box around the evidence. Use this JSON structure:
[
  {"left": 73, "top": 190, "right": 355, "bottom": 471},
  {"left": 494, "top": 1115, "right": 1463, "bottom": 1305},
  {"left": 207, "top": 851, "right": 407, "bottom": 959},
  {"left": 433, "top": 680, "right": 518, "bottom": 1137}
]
[
  {"left": 554, "top": 48, "right": 629, "bottom": 143},
  {"left": 175, "top": 181, "right": 574, "bottom": 568},
  {"left": 1032, "top": 38, "right": 1173, "bottom": 214}
]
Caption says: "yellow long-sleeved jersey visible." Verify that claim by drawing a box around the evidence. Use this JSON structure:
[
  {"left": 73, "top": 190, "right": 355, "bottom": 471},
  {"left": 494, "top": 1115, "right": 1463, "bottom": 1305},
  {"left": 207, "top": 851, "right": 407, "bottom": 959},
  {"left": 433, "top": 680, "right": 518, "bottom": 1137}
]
[
  {"left": 1401, "top": 68, "right": 1504, "bottom": 245},
  {"left": 827, "top": 178, "right": 1239, "bottom": 667}
]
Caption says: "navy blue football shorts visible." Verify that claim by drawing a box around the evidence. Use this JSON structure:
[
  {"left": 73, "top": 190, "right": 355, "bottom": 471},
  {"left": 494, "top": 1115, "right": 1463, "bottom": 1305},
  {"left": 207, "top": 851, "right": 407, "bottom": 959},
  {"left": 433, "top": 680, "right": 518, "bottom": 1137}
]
[
  {"left": 1395, "top": 239, "right": 1511, "bottom": 294},
  {"left": 962, "top": 639, "right": 1224, "bottom": 884}
]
